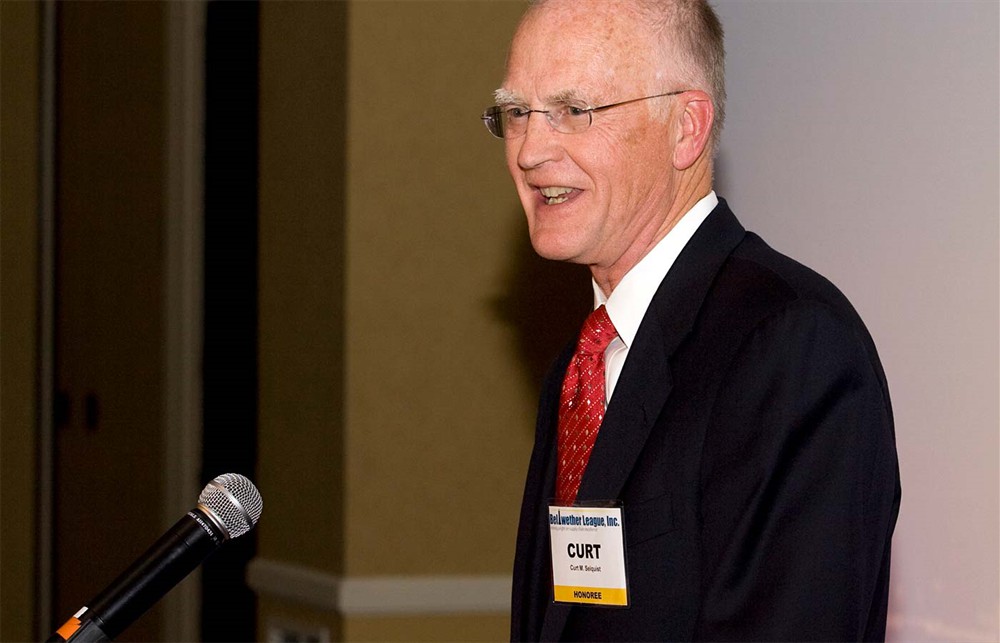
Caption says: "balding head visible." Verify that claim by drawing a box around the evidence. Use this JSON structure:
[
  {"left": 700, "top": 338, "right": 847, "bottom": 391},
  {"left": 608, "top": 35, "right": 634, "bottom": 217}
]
[{"left": 522, "top": 0, "right": 725, "bottom": 151}]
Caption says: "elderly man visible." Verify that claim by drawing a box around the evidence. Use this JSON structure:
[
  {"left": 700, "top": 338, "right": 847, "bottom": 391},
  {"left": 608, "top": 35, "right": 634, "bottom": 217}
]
[{"left": 482, "top": 1, "right": 901, "bottom": 640}]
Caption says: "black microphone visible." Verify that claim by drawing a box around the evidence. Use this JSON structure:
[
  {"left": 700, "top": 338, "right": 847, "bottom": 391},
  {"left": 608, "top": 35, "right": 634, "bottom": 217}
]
[{"left": 47, "top": 473, "right": 263, "bottom": 643}]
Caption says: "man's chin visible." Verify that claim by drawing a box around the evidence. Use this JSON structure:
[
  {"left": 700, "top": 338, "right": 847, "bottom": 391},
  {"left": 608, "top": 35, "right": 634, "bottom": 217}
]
[{"left": 528, "top": 237, "right": 586, "bottom": 264}]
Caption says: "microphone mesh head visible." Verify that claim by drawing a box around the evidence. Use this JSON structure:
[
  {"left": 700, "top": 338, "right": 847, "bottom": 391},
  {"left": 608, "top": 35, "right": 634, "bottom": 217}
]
[{"left": 198, "top": 473, "right": 263, "bottom": 540}]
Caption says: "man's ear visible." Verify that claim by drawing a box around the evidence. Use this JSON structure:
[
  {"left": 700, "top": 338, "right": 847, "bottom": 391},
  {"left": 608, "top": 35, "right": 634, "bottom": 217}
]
[{"left": 672, "top": 91, "right": 714, "bottom": 170}]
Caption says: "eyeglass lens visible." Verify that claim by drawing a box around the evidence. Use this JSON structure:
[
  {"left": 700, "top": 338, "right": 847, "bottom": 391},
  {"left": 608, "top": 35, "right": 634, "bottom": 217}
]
[{"left": 482, "top": 104, "right": 592, "bottom": 139}]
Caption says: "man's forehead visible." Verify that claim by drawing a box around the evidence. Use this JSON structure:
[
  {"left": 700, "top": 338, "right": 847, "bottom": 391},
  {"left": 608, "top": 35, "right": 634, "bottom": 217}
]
[{"left": 501, "top": 3, "right": 656, "bottom": 104}]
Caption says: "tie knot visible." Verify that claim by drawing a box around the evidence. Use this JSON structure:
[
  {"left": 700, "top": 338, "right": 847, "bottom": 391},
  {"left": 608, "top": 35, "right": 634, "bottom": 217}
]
[{"left": 577, "top": 305, "right": 618, "bottom": 355}]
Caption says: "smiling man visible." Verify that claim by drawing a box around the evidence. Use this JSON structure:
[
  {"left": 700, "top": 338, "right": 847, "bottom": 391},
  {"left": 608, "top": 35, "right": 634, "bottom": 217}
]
[{"left": 483, "top": 1, "right": 901, "bottom": 641}]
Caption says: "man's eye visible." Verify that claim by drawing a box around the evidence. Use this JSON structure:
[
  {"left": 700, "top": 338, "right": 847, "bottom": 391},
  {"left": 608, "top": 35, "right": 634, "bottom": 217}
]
[
  {"left": 506, "top": 106, "right": 530, "bottom": 119},
  {"left": 566, "top": 105, "right": 589, "bottom": 117}
]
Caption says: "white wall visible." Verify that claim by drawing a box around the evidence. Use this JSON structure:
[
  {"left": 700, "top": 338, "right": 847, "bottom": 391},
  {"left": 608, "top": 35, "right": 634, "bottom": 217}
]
[{"left": 713, "top": 2, "right": 999, "bottom": 641}]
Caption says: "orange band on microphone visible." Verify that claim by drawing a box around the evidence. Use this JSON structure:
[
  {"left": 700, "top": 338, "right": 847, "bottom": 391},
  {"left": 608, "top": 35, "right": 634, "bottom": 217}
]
[{"left": 56, "top": 617, "right": 82, "bottom": 640}]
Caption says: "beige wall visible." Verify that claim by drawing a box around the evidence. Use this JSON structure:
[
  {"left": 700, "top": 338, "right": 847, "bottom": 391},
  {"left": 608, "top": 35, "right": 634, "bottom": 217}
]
[
  {"left": 258, "top": 0, "right": 349, "bottom": 579},
  {"left": 343, "top": 0, "right": 533, "bottom": 578},
  {"left": 0, "top": 3, "right": 41, "bottom": 641},
  {"left": 256, "top": 1, "right": 557, "bottom": 639}
]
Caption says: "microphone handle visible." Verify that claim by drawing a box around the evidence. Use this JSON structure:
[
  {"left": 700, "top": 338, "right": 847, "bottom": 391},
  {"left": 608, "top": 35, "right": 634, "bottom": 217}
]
[{"left": 48, "top": 507, "right": 224, "bottom": 642}]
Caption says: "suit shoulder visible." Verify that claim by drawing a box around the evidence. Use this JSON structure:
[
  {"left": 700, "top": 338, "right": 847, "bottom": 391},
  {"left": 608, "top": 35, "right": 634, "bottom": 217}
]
[
  {"left": 702, "top": 232, "right": 888, "bottom": 396},
  {"left": 718, "top": 232, "right": 862, "bottom": 325}
]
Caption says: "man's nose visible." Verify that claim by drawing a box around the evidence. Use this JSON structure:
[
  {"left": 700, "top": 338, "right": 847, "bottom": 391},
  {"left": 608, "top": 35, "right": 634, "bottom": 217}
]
[{"left": 515, "top": 111, "right": 562, "bottom": 170}]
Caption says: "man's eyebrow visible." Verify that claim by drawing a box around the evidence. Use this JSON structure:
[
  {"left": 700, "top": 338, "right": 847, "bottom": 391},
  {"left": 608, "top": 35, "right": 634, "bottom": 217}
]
[
  {"left": 547, "top": 89, "right": 590, "bottom": 104},
  {"left": 494, "top": 88, "right": 521, "bottom": 105},
  {"left": 493, "top": 88, "right": 594, "bottom": 106}
]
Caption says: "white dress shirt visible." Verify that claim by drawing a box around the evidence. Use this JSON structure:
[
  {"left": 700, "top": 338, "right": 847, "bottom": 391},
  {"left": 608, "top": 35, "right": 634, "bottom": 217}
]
[{"left": 595, "top": 191, "right": 719, "bottom": 403}]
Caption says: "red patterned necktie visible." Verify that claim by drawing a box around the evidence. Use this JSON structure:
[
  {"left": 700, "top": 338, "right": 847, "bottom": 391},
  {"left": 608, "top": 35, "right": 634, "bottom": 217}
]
[{"left": 556, "top": 305, "right": 619, "bottom": 505}]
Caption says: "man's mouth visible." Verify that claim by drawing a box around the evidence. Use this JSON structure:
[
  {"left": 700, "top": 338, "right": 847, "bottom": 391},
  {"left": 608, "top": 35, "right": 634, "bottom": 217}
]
[{"left": 539, "top": 186, "right": 574, "bottom": 205}]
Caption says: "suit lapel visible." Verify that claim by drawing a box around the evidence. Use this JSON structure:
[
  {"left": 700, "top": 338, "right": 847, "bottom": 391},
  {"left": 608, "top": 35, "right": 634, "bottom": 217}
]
[
  {"left": 577, "top": 200, "right": 745, "bottom": 504},
  {"left": 539, "top": 201, "right": 746, "bottom": 640}
]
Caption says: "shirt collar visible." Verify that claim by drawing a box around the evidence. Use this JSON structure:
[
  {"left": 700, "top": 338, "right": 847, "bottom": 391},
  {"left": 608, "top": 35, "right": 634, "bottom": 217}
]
[{"left": 594, "top": 191, "right": 719, "bottom": 347}]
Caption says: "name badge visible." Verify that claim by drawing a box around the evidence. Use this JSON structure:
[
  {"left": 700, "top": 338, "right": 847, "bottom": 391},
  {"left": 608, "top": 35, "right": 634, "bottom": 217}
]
[{"left": 548, "top": 504, "right": 629, "bottom": 607}]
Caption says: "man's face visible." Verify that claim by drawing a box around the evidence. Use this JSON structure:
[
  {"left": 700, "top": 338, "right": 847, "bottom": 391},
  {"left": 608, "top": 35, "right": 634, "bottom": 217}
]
[{"left": 501, "top": 2, "right": 680, "bottom": 272}]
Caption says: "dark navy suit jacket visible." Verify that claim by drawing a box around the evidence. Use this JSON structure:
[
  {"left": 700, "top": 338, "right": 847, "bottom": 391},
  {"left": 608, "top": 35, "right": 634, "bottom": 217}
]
[{"left": 510, "top": 200, "right": 900, "bottom": 641}]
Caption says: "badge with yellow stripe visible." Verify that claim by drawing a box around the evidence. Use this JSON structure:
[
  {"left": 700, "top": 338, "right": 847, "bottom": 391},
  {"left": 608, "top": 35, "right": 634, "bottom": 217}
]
[{"left": 548, "top": 505, "right": 629, "bottom": 607}]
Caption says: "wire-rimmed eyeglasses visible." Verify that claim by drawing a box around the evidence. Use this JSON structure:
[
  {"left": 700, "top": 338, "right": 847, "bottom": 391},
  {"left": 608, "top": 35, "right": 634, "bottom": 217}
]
[{"left": 481, "top": 89, "right": 689, "bottom": 139}]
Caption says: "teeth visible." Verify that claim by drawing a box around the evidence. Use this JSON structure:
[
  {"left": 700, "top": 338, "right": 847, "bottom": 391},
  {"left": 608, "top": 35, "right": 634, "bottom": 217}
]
[{"left": 540, "top": 186, "right": 573, "bottom": 205}]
